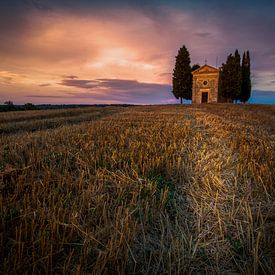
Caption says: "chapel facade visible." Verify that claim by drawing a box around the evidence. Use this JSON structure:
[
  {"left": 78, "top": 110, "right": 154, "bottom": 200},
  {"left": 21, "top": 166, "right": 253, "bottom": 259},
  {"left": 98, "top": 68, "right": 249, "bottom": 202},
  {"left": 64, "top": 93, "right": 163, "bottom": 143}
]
[{"left": 192, "top": 64, "right": 231, "bottom": 103}]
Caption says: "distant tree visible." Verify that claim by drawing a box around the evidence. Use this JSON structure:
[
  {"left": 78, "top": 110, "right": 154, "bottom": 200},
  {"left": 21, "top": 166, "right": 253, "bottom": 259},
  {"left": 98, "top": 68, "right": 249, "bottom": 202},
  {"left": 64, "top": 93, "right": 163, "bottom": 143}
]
[
  {"left": 191, "top": 64, "right": 200, "bottom": 71},
  {"left": 24, "top": 102, "right": 36, "bottom": 110},
  {"left": 4, "top": 100, "right": 14, "bottom": 106},
  {"left": 240, "top": 51, "right": 251, "bottom": 102},
  {"left": 4, "top": 101, "right": 16, "bottom": 111},
  {"left": 221, "top": 50, "right": 242, "bottom": 102},
  {"left": 172, "top": 45, "right": 192, "bottom": 104}
]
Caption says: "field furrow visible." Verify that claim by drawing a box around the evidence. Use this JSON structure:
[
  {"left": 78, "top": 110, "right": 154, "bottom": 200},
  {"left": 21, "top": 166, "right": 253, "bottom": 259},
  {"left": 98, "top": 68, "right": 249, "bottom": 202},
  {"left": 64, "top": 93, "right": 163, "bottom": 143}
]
[{"left": 0, "top": 105, "right": 274, "bottom": 274}]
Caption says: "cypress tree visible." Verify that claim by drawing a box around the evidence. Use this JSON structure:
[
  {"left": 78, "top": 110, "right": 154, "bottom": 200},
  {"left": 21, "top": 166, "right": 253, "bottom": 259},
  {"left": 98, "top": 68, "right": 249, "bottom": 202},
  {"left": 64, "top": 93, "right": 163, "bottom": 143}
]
[
  {"left": 234, "top": 49, "right": 242, "bottom": 102},
  {"left": 221, "top": 50, "right": 242, "bottom": 102},
  {"left": 172, "top": 45, "right": 192, "bottom": 103},
  {"left": 221, "top": 54, "right": 234, "bottom": 100},
  {"left": 191, "top": 64, "right": 200, "bottom": 71},
  {"left": 240, "top": 51, "right": 251, "bottom": 102}
]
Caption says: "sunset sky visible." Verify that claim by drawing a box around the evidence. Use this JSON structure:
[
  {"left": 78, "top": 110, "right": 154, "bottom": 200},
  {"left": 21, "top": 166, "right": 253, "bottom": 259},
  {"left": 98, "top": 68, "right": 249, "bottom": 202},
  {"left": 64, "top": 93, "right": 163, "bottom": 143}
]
[{"left": 1, "top": 0, "right": 275, "bottom": 104}]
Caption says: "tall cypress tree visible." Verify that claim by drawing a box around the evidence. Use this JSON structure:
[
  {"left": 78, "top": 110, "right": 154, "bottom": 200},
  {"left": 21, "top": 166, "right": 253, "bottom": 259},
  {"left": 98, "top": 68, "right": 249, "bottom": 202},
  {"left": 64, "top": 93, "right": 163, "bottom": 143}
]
[
  {"left": 221, "top": 50, "right": 242, "bottom": 102},
  {"left": 221, "top": 54, "right": 235, "bottom": 100},
  {"left": 172, "top": 45, "right": 192, "bottom": 104},
  {"left": 240, "top": 51, "right": 251, "bottom": 102},
  {"left": 234, "top": 49, "right": 242, "bottom": 102}
]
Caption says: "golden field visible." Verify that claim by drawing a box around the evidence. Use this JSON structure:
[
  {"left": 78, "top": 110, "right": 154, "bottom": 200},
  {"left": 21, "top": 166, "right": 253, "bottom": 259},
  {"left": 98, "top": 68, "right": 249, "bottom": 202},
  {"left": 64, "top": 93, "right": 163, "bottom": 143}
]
[{"left": 0, "top": 104, "right": 274, "bottom": 274}]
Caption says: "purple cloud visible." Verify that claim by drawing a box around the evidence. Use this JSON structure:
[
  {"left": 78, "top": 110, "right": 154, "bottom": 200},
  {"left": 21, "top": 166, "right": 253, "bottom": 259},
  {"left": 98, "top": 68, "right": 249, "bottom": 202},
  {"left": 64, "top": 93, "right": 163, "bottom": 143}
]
[
  {"left": 58, "top": 79, "right": 99, "bottom": 89},
  {"left": 55, "top": 77, "right": 173, "bottom": 104},
  {"left": 59, "top": 77, "right": 170, "bottom": 92},
  {"left": 27, "top": 95, "right": 66, "bottom": 98}
]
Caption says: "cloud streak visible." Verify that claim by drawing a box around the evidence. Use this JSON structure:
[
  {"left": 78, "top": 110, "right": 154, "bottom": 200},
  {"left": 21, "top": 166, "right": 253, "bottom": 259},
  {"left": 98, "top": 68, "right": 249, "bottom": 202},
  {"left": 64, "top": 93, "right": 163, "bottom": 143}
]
[
  {"left": 59, "top": 79, "right": 98, "bottom": 89},
  {"left": 58, "top": 77, "right": 170, "bottom": 91},
  {"left": 39, "top": 83, "right": 51, "bottom": 87},
  {"left": 57, "top": 77, "right": 172, "bottom": 104}
]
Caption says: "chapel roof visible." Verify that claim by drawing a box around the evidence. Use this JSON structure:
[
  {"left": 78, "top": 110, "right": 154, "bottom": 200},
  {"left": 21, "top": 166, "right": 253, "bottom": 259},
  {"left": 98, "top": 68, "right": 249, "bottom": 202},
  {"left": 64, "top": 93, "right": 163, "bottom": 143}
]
[{"left": 192, "top": 64, "right": 219, "bottom": 75}]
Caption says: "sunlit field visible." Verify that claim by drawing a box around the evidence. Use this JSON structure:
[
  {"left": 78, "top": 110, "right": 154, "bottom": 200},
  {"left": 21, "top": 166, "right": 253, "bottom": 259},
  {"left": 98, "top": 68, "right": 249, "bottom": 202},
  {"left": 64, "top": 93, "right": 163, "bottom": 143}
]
[{"left": 1, "top": 104, "right": 274, "bottom": 274}]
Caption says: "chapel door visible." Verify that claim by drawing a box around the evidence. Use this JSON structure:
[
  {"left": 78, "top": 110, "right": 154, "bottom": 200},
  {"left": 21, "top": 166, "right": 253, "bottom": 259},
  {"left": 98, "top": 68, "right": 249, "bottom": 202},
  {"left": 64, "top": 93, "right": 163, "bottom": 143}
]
[{"left": 201, "top": 92, "right": 208, "bottom": 103}]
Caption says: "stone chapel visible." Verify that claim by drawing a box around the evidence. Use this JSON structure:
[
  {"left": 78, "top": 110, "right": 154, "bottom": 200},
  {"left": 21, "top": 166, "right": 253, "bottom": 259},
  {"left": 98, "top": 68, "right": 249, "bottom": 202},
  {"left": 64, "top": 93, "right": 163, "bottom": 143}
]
[{"left": 192, "top": 64, "right": 232, "bottom": 103}]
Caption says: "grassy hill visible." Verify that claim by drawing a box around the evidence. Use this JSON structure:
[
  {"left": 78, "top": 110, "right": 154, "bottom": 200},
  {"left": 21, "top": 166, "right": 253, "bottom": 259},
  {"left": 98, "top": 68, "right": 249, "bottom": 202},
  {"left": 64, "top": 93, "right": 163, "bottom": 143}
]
[{"left": 1, "top": 104, "right": 274, "bottom": 274}]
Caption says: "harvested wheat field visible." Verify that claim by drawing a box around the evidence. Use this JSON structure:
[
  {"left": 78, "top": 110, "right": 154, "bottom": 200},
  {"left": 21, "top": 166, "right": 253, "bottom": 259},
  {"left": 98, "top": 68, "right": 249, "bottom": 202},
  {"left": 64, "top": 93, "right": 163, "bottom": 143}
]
[{"left": 0, "top": 104, "right": 274, "bottom": 274}]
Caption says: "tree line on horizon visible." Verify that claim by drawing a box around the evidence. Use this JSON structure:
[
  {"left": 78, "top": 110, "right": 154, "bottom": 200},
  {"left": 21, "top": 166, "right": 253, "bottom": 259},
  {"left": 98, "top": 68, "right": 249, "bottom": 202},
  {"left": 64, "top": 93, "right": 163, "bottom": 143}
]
[
  {"left": 0, "top": 101, "right": 135, "bottom": 112},
  {"left": 0, "top": 101, "right": 37, "bottom": 112},
  {"left": 172, "top": 45, "right": 251, "bottom": 103}
]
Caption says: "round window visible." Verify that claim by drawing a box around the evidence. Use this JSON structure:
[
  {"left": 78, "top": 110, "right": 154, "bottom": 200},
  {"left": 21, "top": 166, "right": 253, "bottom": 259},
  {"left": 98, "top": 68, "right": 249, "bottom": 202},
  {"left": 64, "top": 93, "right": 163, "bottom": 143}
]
[{"left": 203, "top": 80, "right": 208, "bottom": 86}]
